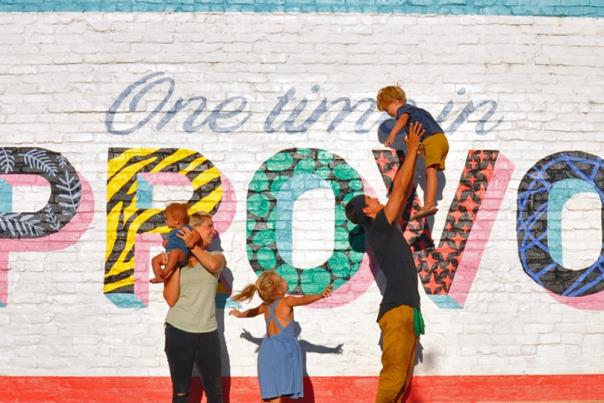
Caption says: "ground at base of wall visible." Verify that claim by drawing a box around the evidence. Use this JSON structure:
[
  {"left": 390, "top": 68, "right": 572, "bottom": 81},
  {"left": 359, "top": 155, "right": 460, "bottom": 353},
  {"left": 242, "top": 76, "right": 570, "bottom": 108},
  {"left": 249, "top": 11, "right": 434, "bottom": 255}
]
[{"left": 0, "top": 375, "right": 603, "bottom": 402}]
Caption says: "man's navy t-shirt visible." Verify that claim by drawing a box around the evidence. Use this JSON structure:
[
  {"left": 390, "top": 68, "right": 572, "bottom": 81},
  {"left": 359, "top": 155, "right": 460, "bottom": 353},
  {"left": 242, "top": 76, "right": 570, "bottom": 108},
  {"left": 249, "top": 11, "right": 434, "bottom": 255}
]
[{"left": 366, "top": 210, "right": 420, "bottom": 321}]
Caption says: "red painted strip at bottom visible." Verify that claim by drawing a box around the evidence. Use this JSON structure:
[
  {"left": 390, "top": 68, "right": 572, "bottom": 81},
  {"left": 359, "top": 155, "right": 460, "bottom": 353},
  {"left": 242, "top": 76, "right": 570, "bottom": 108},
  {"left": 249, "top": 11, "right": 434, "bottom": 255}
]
[{"left": 0, "top": 375, "right": 603, "bottom": 402}]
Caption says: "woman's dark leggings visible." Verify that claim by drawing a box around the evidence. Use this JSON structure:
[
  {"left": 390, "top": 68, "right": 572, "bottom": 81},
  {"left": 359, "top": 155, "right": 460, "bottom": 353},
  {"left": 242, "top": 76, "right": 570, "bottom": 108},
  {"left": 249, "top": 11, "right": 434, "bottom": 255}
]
[{"left": 164, "top": 323, "right": 223, "bottom": 403}]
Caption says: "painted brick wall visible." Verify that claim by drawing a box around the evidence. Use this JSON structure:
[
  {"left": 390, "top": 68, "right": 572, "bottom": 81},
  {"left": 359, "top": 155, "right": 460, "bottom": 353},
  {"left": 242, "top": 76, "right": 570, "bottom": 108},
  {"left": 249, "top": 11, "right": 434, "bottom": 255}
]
[{"left": 0, "top": 1, "right": 603, "bottom": 401}]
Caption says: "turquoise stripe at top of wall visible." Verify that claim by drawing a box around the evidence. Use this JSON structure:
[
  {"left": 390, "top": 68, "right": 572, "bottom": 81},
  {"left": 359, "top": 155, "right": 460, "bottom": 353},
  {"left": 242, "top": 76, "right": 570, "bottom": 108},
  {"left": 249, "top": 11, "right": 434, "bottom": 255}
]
[{"left": 0, "top": 0, "right": 603, "bottom": 17}]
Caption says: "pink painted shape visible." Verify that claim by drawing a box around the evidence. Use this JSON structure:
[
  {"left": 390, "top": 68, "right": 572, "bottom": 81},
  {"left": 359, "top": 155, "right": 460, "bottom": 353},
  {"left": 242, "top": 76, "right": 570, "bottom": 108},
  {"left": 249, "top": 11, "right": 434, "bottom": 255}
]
[
  {"left": 447, "top": 153, "right": 514, "bottom": 306},
  {"left": 0, "top": 173, "right": 94, "bottom": 305},
  {"left": 193, "top": 174, "right": 236, "bottom": 296},
  {"left": 547, "top": 290, "right": 604, "bottom": 310},
  {"left": 131, "top": 173, "right": 237, "bottom": 306},
  {"left": 137, "top": 171, "right": 236, "bottom": 234},
  {"left": 134, "top": 233, "right": 162, "bottom": 306},
  {"left": 0, "top": 174, "right": 50, "bottom": 187},
  {"left": 312, "top": 180, "right": 378, "bottom": 308},
  {"left": 212, "top": 174, "right": 236, "bottom": 235},
  {"left": 0, "top": 253, "right": 6, "bottom": 306}
]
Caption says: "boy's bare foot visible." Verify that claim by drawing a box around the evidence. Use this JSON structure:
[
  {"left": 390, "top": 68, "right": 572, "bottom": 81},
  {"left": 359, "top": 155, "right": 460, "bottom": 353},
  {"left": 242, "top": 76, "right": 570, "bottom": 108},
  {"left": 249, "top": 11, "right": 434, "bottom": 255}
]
[
  {"left": 149, "top": 277, "right": 163, "bottom": 284},
  {"left": 411, "top": 205, "right": 438, "bottom": 220}
]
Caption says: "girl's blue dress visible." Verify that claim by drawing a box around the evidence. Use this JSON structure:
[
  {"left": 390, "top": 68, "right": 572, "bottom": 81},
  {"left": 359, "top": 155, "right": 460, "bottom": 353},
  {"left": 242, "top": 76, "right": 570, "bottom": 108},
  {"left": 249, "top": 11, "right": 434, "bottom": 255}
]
[{"left": 257, "top": 298, "right": 304, "bottom": 400}]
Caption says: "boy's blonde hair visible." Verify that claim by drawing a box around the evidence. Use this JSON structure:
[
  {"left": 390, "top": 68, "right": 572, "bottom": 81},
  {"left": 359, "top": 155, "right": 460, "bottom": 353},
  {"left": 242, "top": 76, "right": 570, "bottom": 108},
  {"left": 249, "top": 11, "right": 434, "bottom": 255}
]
[
  {"left": 376, "top": 85, "right": 406, "bottom": 112},
  {"left": 231, "top": 270, "right": 284, "bottom": 304},
  {"left": 164, "top": 203, "right": 189, "bottom": 224}
]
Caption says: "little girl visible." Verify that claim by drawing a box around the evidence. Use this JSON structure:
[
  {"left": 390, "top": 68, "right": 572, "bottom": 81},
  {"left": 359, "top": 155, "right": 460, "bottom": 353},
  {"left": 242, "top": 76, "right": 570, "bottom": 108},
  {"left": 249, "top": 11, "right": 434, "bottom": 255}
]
[{"left": 229, "top": 271, "right": 332, "bottom": 403}]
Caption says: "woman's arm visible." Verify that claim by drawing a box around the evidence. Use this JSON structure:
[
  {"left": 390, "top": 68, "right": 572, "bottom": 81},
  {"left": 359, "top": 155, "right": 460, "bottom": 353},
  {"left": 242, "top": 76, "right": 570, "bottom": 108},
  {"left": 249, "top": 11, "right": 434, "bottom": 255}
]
[
  {"left": 178, "top": 227, "right": 225, "bottom": 274},
  {"left": 163, "top": 265, "right": 181, "bottom": 307},
  {"left": 284, "top": 284, "right": 333, "bottom": 307},
  {"left": 190, "top": 245, "right": 225, "bottom": 274}
]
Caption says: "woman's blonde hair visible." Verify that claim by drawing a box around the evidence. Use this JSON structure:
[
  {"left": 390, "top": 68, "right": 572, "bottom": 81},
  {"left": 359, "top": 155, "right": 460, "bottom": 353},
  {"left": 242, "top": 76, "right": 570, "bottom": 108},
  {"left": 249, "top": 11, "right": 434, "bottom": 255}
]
[
  {"left": 376, "top": 85, "right": 406, "bottom": 112},
  {"left": 186, "top": 211, "right": 213, "bottom": 266},
  {"left": 189, "top": 211, "right": 212, "bottom": 227},
  {"left": 231, "top": 271, "right": 284, "bottom": 304}
]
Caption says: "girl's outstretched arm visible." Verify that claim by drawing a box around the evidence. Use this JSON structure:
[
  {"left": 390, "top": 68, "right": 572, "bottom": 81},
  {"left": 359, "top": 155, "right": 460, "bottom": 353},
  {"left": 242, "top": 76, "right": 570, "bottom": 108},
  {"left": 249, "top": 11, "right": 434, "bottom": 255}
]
[
  {"left": 285, "top": 284, "right": 333, "bottom": 307},
  {"left": 229, "top": 304, "right": 265, "bottom": 318}
]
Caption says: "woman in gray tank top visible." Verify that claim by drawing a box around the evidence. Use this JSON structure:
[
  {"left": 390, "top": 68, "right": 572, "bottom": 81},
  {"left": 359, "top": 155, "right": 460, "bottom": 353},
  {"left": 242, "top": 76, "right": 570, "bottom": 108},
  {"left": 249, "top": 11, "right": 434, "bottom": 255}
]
[{"left": 163, "top": 212, "right": 226, "bottom": 403}]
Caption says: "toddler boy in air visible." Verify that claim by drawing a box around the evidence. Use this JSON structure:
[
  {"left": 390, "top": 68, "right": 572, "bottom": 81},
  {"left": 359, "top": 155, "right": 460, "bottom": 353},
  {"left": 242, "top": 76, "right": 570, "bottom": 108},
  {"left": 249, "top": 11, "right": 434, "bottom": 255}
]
[
  {"left": 150, "top": 203, "right": 191, "bottom": 283},
  {"left": 377, "top": 85, "right": 449, "bottom": 220}
]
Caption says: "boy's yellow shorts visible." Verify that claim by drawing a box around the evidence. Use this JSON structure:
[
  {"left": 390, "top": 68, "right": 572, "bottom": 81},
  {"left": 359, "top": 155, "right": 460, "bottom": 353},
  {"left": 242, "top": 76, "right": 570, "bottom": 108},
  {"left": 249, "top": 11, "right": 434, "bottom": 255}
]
[{"left": 422, "top": 132, "right": 449, "bottom": 171}]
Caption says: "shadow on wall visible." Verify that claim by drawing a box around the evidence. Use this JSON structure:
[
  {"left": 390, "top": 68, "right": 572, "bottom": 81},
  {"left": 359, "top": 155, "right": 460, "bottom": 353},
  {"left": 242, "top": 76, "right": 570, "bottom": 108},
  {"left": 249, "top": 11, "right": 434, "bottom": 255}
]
[
  {"left": 414, "top": 156, "right": 447, "bottom": 231},
  {"left": 188, "top": 234, "right": 234, "bottom": 402},
  {"left": 186, "top": 291, "right": 233, "bottom": 403}
]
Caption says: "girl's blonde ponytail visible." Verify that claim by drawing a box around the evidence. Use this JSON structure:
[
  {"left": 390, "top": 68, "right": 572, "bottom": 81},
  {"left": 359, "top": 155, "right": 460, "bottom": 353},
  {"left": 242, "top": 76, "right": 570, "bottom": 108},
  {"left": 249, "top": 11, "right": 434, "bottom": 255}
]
[
  {"left": 231, "top": 271, "right": 283, "bottom": 304},
  {"left": 231, "top": 283, "right": 258, "bottom": 303}
]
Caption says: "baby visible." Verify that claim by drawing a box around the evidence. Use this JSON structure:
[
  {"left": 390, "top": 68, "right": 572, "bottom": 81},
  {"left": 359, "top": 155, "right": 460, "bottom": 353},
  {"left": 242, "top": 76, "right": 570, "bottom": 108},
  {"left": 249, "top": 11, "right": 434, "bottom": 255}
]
[{"left": 149, "top": 203, "right": 191, "bottom": 283}]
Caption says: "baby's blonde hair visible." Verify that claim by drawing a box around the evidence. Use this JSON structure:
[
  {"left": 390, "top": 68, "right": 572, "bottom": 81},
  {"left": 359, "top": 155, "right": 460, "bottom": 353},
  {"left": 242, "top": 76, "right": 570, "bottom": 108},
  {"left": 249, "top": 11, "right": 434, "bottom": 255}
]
[
  {"left": 231, "top": 271, "right": 284, "bottom": 304},
  {"left": 376, "top": 85, "right": 406, "bottom": 112}
]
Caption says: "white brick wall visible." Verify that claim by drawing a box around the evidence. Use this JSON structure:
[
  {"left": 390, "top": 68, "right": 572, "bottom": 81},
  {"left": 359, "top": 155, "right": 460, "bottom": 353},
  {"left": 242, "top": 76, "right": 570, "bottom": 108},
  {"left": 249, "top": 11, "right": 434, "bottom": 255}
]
[{"left": 0, "top": 12, "right": 603, "bottom": 377}]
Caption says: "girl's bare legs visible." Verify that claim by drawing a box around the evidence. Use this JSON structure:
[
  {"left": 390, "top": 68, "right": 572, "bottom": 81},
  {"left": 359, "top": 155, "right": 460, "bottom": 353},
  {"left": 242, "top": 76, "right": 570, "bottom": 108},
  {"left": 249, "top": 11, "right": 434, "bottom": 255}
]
[{"left": 412, "top": 165, "right": 438, "bottom": 220}]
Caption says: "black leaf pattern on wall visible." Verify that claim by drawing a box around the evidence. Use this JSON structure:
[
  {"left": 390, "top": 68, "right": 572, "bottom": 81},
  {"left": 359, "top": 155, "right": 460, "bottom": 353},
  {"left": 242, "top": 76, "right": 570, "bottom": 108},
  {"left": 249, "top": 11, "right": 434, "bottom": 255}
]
[
  {"left": 0, "top": 148, "right": 15, "bottom": 174},
  {"left": 44, "top": 205, "right": 61, "bottom": 231},
  {"left": 0, "top": 213, "right": 44, "bottom": 237},
  {"left": 57, "top": 155, "right": 67, "bottom": 168},
  {"left": 0, "top": 148, "right": 81, "bottom": 239},
  {"left": 19, "top": 149, "right": 58, "bottom": 177},
  {"left": 56, "top": 171, "right": 81, "bottom": 212}
]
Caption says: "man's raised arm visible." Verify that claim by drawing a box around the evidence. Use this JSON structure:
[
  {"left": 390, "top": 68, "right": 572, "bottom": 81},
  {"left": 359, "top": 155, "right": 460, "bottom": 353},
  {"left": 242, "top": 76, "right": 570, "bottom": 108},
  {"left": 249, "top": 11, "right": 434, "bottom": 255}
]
[{"left": 383, "top": 121, "right": 424, "bottom": 224}]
